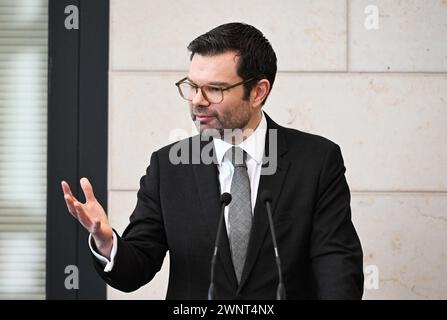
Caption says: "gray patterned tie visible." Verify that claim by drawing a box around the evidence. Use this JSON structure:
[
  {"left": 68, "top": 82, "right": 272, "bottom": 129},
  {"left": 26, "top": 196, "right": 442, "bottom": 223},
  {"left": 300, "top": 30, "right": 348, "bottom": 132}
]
[{"left": 227, "top": 146, "right": 252, "bottom": 283}]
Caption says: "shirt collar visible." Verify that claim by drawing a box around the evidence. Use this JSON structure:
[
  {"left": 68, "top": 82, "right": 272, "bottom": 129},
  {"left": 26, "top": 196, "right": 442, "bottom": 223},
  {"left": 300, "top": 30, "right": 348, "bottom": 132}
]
[{"left": 213, "top": 111, "right": 267, "bottom": 166}]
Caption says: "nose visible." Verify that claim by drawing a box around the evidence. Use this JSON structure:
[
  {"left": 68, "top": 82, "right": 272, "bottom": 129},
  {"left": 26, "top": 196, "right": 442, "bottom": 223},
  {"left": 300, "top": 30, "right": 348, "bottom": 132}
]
[{"left": 191, "top": 87, "right": 210, "bottom": 107}]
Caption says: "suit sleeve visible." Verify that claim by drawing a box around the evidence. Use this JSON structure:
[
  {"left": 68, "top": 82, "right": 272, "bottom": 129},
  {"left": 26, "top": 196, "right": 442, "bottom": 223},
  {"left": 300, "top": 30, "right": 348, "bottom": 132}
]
[
  {"left": 92, "top": 151, "right": 168, "bottom": 292},
  {"left": 310, "top": 143, "right": 364, "bottom": 299}
]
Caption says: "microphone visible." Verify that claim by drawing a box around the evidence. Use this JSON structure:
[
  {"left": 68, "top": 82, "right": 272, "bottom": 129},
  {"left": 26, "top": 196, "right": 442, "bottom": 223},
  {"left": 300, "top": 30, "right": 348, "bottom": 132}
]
[
  {"left": 208, "top": 192, "right": 232, "bottom": 300},
  {"left": 261, "top": 190, "right": 286, "bottom": 300}
]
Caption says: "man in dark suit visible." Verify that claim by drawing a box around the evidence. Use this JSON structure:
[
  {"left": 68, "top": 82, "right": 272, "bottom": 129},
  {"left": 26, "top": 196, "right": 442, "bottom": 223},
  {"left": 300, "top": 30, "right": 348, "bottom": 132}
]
[{"left": 61, "top": 22, "right": 363, "bottom": 299}]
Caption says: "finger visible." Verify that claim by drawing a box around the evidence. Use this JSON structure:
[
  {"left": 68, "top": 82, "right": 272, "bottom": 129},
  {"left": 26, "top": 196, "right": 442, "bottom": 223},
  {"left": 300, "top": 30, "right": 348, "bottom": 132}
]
[
  {"left": 73, "top": 201, "right": 95, "bottom": 230},
  {"left": 64, "top": 194, "right": 77, "bottom": 216},
  {"left": 61, "top": 181, "right": 79, "bottom": 202},
  {"left": 80, "top": 177, "right": 96, "bottom": 202}
]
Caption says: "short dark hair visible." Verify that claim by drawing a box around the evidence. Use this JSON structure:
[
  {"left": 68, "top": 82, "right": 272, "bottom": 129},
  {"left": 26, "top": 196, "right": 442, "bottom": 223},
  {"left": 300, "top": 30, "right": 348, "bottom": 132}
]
[{"left": 187, "top": 22, "right": 277, "bottom": 105}]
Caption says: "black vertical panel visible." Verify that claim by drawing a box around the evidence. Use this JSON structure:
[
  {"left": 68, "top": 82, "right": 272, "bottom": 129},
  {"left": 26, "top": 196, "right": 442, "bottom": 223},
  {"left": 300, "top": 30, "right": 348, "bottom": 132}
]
[
  {"left": 47, "top": 0, "right": 108, "bottom": 300},
  {"left": 77, "top": 0, "right": 109, "bottom": 300},
  {"left": 46, "top": 0, "right": 80, "bottom": 300}
]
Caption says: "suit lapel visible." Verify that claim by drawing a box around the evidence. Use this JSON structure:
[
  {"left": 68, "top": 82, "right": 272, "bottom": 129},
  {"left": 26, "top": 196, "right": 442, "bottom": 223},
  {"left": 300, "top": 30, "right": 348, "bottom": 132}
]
[
  {"left": 191, "top": 136, "right": 238, "bottom": 289},
  {"left": 237, "top": 114, "right": 290, "bottom": 292}
]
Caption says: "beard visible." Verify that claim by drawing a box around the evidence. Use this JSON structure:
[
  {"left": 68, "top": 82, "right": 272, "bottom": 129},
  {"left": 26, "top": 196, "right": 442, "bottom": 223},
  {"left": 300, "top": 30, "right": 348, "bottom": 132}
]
[{"left": 191, "top": 103, "right": 252, "bottom": 140}]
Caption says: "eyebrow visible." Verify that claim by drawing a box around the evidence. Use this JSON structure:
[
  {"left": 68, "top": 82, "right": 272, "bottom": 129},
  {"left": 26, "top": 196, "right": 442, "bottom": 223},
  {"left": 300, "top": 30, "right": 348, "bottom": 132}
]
[
  {"left": 186, "top": 77, "right": 231, "bottom": 87},
  {"left": 208, "top": 81, "right": 231, "bottom": 86}
]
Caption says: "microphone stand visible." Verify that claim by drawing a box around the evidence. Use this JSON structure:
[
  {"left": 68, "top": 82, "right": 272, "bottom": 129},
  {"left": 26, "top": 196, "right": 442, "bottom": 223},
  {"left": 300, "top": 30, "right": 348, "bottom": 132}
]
[
  {"left": 208, "top": 193, "right": 232, "bottom": 300},
  {"left": 263, "top": 191, "right": 286, "bottom": 300}
]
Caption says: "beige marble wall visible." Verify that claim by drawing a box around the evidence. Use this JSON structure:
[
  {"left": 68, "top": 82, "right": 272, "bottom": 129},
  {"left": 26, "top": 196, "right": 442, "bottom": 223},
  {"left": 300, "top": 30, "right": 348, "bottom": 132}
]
[{"left": 108, "top": 0, "right": 447, "bottom": 299}]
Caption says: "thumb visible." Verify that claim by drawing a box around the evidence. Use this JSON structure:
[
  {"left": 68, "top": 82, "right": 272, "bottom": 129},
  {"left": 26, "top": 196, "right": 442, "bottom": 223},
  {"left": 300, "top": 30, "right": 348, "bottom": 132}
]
[{"left": 80, "top": 177, "right": 96, "bottom": 202}]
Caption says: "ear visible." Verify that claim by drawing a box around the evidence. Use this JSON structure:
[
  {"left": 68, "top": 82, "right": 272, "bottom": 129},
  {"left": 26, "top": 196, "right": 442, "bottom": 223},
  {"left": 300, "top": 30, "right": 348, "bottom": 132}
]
[{"left": 250, "top": 79, "right": 271, "bottom": 108}]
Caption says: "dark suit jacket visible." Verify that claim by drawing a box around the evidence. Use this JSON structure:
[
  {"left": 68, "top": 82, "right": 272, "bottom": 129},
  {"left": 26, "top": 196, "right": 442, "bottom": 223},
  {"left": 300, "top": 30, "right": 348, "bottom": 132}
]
[{"left": 94, "top": 114, "right": 364, "bottom": 299}]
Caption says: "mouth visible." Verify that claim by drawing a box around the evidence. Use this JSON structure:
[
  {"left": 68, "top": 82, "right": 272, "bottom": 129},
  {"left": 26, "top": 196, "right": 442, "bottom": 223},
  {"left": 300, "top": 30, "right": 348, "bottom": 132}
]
[{"left": 194, "top": 114, "right": 215, "bottom": 122}]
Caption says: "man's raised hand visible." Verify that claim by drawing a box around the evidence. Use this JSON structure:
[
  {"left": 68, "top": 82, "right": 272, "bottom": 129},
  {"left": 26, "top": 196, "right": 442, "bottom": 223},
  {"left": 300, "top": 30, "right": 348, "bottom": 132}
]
[{"left": 61, "top": 177, "right": 113, "bottom": 259}]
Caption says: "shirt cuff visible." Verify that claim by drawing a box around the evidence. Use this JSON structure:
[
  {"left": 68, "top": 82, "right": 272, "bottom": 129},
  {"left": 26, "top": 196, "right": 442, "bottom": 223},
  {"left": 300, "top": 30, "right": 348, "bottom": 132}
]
[{"left": 88, "top": 232, "right": 118, "bottom": 273}]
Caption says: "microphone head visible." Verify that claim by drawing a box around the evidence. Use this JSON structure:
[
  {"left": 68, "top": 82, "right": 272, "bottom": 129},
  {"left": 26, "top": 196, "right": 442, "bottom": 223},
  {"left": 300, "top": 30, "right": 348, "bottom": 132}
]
[
  {"left": 220, "top": 192, "right": 232, "bottom": 206},
  {"left": 261, "top": 190, "right": 273, "bottom": 203}
]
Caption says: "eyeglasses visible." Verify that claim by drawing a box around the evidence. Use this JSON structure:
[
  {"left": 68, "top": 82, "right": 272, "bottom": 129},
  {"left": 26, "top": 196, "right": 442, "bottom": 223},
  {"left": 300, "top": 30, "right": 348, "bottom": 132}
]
[{"left": 175, "top": 77, "right": 256, "bottom": 104}]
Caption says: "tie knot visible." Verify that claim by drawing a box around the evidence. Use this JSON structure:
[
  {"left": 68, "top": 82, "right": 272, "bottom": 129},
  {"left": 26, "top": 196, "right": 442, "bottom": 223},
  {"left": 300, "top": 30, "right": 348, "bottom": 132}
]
[{"left": 226, "top": 146, "right": 247, "bottom": 168}]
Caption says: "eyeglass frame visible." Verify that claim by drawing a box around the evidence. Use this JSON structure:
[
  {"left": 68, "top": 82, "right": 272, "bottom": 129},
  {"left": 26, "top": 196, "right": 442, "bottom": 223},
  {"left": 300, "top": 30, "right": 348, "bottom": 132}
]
[{"left": 175, "top": 76, "right": 257, "bottom": 104}]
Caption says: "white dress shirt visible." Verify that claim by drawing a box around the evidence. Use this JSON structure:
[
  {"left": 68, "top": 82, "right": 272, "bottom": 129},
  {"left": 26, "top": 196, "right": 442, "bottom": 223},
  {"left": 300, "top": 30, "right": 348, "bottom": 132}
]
[
  {"left": 90, "top": 112, "right": 267, "bottom": 271},
  {"left": 212, "top": 112, "right": 267, "bottom": 235}
]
